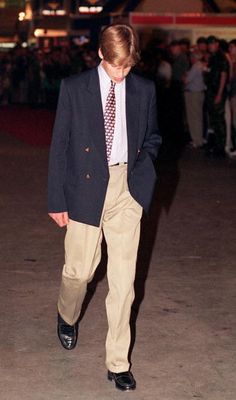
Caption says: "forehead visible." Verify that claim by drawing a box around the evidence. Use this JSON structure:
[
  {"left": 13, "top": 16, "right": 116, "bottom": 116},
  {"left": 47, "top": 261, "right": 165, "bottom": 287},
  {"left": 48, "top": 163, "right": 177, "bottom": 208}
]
[{"left": 106, "top": 60, "right": 132, "bottom": 68}]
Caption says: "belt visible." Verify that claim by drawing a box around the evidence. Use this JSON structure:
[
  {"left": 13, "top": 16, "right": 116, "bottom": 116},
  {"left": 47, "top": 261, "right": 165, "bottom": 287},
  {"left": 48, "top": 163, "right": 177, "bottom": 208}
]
[{"left": 109, "top": 162, "right": 127, "bottom": 167}]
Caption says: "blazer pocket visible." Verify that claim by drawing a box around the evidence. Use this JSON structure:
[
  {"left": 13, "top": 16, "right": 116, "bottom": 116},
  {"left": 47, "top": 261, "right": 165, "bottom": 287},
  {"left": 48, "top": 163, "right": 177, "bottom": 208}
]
[{"left": 135, "top": 150, "right": 157, "bottom": 177}]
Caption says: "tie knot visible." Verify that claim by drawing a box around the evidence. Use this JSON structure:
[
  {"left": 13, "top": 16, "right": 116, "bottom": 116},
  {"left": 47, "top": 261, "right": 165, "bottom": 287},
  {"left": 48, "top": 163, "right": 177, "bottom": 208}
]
[{"left": 110, "top": 81, "right": 116, "bottom": 89}]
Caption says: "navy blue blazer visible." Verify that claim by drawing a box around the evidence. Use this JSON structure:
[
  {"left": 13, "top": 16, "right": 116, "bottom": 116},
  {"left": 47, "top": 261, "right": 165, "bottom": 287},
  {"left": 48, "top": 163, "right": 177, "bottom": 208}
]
[{"left": 48, "top": 67, "right": 161, "bottom": 227}]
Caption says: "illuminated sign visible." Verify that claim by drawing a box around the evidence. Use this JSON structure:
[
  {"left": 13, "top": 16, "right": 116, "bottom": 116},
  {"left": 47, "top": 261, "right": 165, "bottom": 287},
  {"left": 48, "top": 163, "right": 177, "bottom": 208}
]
[
  {"left": 42, "top": 0, "right": 66, "bottom": 15},
  {"left": 77, "top": 0, "right": 104, "bottom": 13},
  {"left": 42, "top": 0, "right": 64, "bottom": 11},
  {"left": 42, "top": 9, "right": 66, "bottom": 15},
  {"left": 34, "top": 28, "right": 67, "bottom": 37}
]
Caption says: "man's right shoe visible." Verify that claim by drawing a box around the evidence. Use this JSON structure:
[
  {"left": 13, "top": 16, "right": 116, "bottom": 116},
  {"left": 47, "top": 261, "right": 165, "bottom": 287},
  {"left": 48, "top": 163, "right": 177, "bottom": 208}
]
[
  {"left": 108, "top": 370, "right": 136, "bottom": 391},
  {"left": 57, "top": 313, "right": 78, "bottom": 350}
]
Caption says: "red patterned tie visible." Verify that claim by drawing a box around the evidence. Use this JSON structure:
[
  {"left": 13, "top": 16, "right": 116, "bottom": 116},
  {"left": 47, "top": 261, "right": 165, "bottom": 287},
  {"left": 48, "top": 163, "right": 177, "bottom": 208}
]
[{"left": 104, "top": 81, "right": 116, "bottom": 162}]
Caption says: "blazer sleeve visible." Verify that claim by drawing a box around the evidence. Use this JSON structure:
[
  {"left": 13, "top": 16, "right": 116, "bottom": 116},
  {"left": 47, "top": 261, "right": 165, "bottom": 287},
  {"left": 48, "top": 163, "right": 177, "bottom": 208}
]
[
  {"left": 47, "top": 79, "right": 71, "bottom": 213},
  {"left": 142, "top": 82, "right": 162, "bottom": 161}
]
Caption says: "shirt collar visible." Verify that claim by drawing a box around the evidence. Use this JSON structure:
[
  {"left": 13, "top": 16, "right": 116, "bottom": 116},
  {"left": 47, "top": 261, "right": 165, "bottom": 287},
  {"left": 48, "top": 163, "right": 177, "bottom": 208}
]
[{"left": 98, "top": 61, "right": 112, "bottom": 87}]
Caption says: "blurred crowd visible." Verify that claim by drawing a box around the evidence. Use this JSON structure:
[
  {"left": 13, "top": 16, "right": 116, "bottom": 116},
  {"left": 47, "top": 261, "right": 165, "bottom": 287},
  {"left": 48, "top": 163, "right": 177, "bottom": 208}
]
[
  {"left": 1, "top": 35, "right": 236, "bottom": 158},
  {"left": 0, "top": 45, "right": 98, "bottom": 109},
  {"left": 135, "top": 35, "right": 236, "bottom": 159}
]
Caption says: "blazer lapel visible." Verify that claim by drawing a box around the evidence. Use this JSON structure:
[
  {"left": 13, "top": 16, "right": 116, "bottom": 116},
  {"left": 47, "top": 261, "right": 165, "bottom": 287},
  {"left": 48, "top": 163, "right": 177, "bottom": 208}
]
[
  {"left": 86, "top": 68, "right": 108, "bottom": 171},
  {"left": 126, "top": 73, "right": 140, "bottom": 170}
]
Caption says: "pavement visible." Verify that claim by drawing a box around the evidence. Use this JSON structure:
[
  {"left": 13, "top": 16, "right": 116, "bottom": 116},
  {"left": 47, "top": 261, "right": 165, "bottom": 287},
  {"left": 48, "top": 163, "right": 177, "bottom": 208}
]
[{"left": 0, "top": 130, "right": 236, "bottom": 400}]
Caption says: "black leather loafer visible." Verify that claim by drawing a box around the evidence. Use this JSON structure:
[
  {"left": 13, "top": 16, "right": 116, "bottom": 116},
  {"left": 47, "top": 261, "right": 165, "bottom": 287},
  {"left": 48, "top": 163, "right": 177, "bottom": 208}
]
[
  {"left": 108, "top": 370, "right": 136, "bottom": 391},
  {"left": 57, "top": 313, "right": 78, "bottom": 350}
]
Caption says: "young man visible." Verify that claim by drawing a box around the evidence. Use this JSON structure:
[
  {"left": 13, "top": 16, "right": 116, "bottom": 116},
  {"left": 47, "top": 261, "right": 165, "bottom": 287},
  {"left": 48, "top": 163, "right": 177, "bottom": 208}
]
[{"left": 48, "top": 24, "right": 161, "bottom": 392}]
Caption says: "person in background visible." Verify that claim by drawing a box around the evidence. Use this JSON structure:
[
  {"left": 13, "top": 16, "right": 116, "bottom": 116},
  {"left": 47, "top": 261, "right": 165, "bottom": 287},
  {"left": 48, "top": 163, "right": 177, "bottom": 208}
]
[
  {"left": 169, "top": 40, "right": 190, "bottom": 86},
  {"left": 205, "top": 36, "right": 229, "bottom": 157},
  {"left": 169, "top": 40, "right": 190, "bottom": 145},
  {"left": 228, "top": 39, "right": 236, "bottom": 156},
  {"left": 219, "top": 39, "right": 233, "bottom": 154},
  {"left": 179, "top": 37, "right": 191, "bottom": 63},
  {"left": 0, "top": 52, "right": 11, "bottom": 105},
  {"left": 28, "top": 49, "right": 42, "bottom": 108},
  {"left": 156, "top": 51, "right": 172, "bottom": 86},
  {"left": 196, "top": 37, "right": 209, "bottom": 143},
  {"left": 184, "top": 51, "right": 206, "bottom": 148},
  {"left": 196, "top": 37, "right": 209, "bottom": 62}
]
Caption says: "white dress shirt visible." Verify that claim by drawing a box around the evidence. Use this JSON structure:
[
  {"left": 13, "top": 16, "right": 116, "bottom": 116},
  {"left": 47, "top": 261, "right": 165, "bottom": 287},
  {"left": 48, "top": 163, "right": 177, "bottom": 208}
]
[{"left": 98, "top": 62, "right": 128, "bottom": 166}]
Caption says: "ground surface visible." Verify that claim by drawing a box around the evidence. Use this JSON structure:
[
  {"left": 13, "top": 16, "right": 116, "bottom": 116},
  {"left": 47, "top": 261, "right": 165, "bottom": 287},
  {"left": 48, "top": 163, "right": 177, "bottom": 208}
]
[{"left": 0, "top": 128, "right": 235, "bottom": 400}]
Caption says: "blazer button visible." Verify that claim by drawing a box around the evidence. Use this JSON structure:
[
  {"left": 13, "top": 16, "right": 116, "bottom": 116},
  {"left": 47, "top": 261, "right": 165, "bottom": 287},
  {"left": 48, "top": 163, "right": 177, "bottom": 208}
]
[
  {"left": 86, "top": 173, "right": 91, "bottom": 179},
  {"left": 137, "top": 149, "right": 141, "bottom": 155},
  {"left": 85, "top": 147, "right": 90, "bottom": 152}
]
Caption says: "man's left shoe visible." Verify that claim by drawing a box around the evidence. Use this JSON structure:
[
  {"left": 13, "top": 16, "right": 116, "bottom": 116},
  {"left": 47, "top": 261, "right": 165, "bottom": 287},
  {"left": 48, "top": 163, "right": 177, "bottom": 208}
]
[
  {"left": 108, "top": 370, "right": 136, "bottom": 391},
  {"left": 57, "top": 313, "right": 78, "bottom": 350}
]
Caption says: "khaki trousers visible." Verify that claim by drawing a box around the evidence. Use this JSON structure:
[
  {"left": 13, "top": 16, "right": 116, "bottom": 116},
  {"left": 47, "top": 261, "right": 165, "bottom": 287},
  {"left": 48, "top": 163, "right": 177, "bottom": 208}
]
[
  {"left": 185, "top": 91, "right": 204, "bottom": 147},
  {"left": 225, "top": 98, "right": 232, "bottom": 151},
  {"left": 58, "top": 164, "right": 143, "bottom": 373}
]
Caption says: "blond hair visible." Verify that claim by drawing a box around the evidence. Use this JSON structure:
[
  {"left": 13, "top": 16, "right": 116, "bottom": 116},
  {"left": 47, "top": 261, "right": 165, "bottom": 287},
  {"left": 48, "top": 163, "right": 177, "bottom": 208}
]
[{"left": 99, "top": 23, "right": 140, "bottom": 67}]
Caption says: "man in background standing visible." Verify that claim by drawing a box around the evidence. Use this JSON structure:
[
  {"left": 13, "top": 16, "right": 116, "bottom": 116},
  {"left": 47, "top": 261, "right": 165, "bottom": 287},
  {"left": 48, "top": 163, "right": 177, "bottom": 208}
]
[{"left": 205, "top": 35, "right": 229, "bottom": 157}]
